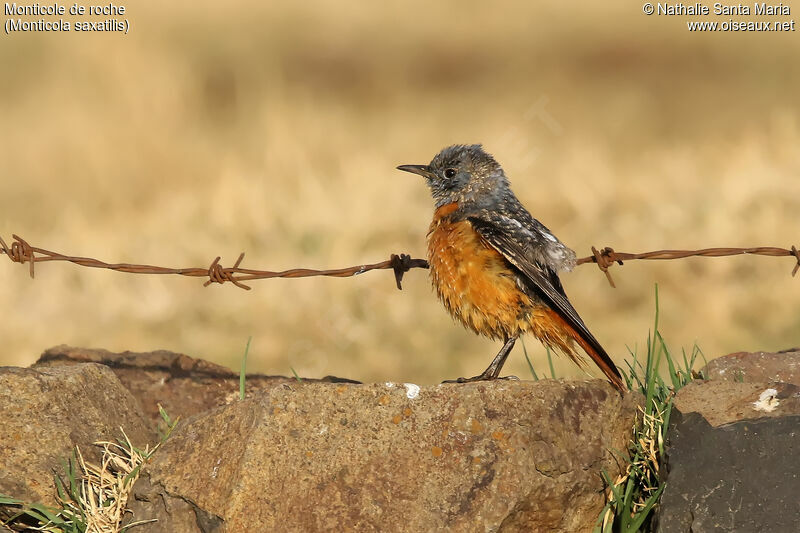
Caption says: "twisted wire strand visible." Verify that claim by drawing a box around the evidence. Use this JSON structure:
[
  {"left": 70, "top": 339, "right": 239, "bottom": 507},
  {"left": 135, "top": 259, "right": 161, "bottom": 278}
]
[{"left": 1, "top": 233, "right": 797, "bottom": 290}]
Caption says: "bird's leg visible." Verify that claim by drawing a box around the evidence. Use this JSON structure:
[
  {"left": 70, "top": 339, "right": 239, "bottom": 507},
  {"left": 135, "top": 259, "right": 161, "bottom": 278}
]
[{"left": 443, "top": 335, "right": 519, "bottom": 383}]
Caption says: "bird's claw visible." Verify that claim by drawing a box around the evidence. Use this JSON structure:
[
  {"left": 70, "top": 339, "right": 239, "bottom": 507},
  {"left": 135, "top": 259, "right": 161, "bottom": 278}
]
[{"left": 441, "top": 374, "right": 520, "bottom": 384}]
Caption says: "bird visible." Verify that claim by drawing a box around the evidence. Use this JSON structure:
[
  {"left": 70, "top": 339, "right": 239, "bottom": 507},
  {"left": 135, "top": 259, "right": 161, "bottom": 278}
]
[{"left": 397, "top": 144, "right": 625, "bottom": 391}]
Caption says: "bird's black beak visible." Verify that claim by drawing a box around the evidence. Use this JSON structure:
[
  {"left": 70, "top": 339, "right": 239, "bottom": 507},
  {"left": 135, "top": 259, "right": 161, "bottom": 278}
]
[{"left": 396, "top": 164, "right": 435, "bottom": 179}]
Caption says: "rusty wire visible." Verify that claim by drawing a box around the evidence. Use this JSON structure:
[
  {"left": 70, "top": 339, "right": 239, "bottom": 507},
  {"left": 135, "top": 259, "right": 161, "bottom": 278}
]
[
  {"left": 578, "top": 245, "right": 800, "bottom": 288},
  {"left": 0, "top": 234, "right": 797, "bottom": 290}
]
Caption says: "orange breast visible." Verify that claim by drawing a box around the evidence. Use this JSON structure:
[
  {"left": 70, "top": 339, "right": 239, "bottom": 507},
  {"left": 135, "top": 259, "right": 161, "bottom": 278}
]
[
  {"left": 427, "top": 204, "right": 534, "bottom": 340},
  {"left": 426, "top": 203, "right": 584, "bottom": 362}
]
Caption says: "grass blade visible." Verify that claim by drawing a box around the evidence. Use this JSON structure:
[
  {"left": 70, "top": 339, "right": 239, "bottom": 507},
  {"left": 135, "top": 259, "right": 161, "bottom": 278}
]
[
  {"left": 546, "top": 346, "right": 556, "bottom": 379},
  {"left": 240, "top": 336, "right": 252, "bottom": 400},
  {"left": 521, "top": 338, "right": 539, "bottom": 380}
]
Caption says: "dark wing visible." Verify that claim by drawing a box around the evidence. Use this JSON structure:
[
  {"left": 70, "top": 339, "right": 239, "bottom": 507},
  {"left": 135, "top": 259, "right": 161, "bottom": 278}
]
[
  {"left": 468, "top": 212, "right": 624, "bottom": 390},
  {"left": 467, "top": 213, "right": 591, "bottom": 339}
]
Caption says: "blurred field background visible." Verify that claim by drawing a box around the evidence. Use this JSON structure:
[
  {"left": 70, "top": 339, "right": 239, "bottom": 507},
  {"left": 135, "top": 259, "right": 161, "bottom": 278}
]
[{"left": 1, "top": 1, "right": 798, "bottom": 384}]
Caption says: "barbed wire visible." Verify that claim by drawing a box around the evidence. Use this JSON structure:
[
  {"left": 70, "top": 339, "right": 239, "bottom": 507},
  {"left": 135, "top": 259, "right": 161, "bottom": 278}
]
[
  {"left": 0, "top": 234, "right": 797, "bottom": 290},
  {"left": 579, "top": 245, "right": 799, "bottom": 288}
]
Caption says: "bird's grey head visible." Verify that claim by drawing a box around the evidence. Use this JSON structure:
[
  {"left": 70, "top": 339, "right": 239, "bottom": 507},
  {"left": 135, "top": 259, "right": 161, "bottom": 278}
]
[{"left": 397, "top": 144, "right": 510, "bottom": 208}]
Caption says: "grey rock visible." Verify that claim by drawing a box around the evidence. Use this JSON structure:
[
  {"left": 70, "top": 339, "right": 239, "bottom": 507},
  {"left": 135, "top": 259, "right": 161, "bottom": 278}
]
[{"left": 656, "top": 410, "right": 800, "bottom": 533}]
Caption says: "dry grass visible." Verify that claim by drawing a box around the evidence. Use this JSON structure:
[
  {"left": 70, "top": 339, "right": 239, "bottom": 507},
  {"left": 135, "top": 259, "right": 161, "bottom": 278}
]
[
  {"left": 58, "top": 434, "right": 154, "bottom": 533},
  {"left": 2, "top": 1, "right": 799, "bottom": 383},
  {"left": 599, "top": 403, "right": 666, "bottom": 531},
  {"left": 1, "top": 435, "right": 155, "bottom": 533},
  {"left": 1, "top": 408, "right": 177, "bottom": 532}
]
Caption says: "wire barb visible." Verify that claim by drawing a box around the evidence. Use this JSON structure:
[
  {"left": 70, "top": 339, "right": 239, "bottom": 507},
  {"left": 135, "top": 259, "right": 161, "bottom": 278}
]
[
  {"left": 204, "top": 253, "right": 251, "bottom": 290},
  {"left": 586, "top": 246, "right": 624, "bottom": 288},
  {"left": 0, "top": 234, "right": 36, "bottom": 278},
  {"left": 0, "top": 233, "right": 797, "bottom": 289},
  {"left": 389, "top": 253, "right": 429, "bottom": 290}
]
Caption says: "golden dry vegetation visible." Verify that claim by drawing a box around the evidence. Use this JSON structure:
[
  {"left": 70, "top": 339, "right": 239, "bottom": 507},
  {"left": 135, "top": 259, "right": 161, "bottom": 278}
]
[{"left": 2, "top": 1, "right": 798, "bottom": 383}]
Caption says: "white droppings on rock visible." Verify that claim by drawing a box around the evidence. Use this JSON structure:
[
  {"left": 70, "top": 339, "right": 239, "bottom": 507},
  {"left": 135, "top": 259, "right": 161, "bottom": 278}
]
[
  {"left": 404, "top": 383, "right": 420, "bottom": 400},
  {"left": 753, "top": 388, "right": 779, "bottom": 412},
  {"left": 385, "top": 382, "right": 395, "bottom": 388}
]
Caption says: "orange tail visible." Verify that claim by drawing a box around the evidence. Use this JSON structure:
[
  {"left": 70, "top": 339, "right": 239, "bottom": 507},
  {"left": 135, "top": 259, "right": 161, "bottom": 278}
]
[
  {"left": 540, "top": 308, "right": 626, "bottom": 392},
  {"left": 572, "top": 332, "right": 626, "bottom": 393}
]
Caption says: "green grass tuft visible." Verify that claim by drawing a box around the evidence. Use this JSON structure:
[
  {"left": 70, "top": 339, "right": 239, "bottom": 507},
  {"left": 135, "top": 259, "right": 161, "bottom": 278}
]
[{"left": 594, "top": 285, "right": 705, "bottom": 533}]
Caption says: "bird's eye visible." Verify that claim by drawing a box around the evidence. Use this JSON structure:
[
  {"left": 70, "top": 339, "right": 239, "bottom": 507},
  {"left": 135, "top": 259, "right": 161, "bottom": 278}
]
[{"left": 444, "top": 168, "right": 457, "bottom": 179}]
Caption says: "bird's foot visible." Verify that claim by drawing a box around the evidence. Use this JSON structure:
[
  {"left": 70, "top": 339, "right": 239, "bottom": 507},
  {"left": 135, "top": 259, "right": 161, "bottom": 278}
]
[{"left": 441, "top": 374, "right": 520, "bottom": 384}]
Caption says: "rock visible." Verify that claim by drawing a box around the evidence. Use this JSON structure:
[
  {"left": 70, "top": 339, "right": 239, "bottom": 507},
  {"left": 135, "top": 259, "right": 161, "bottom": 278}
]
[
  {"left": 703, "top": 348, "right": 800, "bottom": 386},
  {"left": 655, "top": 411, "right": 800, "bottom": 532},
  {"left": 656, "top": 379, "right": 800, "bottom": 531},
  {"left": 0, "top": 364, "right": 154, "bottom": 512},
  {"left": 126, "top": 475, "right": 222, "bottom": 533},
  {"left": 34, "top": 345, "right": 358, "bottom": 426},
  {"left": 126, "top": 380, "right": 636, "bottom": 533},
  {"left": 673, "top": 380, "right": 800, "bottom": 427}
]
